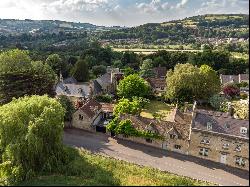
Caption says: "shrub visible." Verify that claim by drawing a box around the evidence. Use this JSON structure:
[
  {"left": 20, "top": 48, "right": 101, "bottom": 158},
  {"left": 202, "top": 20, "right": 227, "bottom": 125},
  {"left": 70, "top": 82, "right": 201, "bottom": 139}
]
[
  {"left": 223, "top": 83, "right": 240, "bottom": 99},
  {"left": 209, "top": 94, "right": 229, "bottom": 112}
]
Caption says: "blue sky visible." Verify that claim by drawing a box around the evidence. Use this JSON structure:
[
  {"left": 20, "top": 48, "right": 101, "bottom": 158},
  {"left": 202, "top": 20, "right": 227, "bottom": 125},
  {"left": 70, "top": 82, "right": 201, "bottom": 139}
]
[{"left": 0, "top": 0, "right": 249, "bottom": 26}]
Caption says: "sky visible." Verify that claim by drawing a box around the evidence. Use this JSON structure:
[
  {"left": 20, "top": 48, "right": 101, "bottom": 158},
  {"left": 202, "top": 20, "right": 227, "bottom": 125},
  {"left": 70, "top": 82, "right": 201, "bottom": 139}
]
[{"left": 0, "top": 0, "right": 249, "bottom": 27}]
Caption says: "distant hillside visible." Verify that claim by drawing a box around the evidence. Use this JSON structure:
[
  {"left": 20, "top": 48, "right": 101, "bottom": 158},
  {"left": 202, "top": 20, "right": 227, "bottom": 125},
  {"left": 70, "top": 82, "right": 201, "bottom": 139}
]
[{"left": 99, "top": 14, "right": 249, "bottom": 44}]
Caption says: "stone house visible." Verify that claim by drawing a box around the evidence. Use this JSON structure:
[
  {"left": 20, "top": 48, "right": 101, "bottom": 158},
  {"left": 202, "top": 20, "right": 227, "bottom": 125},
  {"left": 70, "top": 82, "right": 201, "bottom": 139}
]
[
  {"left": 91, "top": 67, "right": 124, "bottom": 95},
  {"left": 72, "top": 99, "right": 115, "bottom": 132},
  {"left": 116, "top": 108, "right": 192, "bottom": 155},
  {"left": 72, "top": 99, "right": 102, "bottom": 132},
  {"left": 55, "top": 77, "right": 91, "bottom": 102},
  {"left": 145, "top": 78, "right": 166, "bottom": 97},
  {"left": 188, "top": 107, "right": 249, "bottom": 171}
]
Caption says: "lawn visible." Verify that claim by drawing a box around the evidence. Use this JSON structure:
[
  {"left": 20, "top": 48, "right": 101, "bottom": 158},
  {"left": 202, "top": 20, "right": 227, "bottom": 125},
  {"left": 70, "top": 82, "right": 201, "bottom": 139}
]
[
  {"left": 140, "top": 100, "right": 174, "bottom": 121},
  {"left": 18, "top": 148, "right": 212, "bottom": 186}
]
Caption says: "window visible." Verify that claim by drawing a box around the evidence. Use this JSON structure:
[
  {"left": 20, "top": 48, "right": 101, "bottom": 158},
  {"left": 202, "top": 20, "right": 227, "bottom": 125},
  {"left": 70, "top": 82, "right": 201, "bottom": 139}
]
[
  {"left": 170, "top": 134, "right": 177, "bottom": 139},
  {"left": 235, "top": 157, "right": 245, "bottom": 167},
  {"left": 207, "top": 122, "right": 212, "bottom": 131},
  {"left": 222, "top": 143, "right": 230, "bottom": 149},
  {"left": 200, "top": 137, "right": 210, "bottom": 145},
  {"left": 224, "top": 123, "right": 230, "bottom": 129},
  {"left": 199, "top": 148, "right": 209, "bottom": 156},
  {"left": 174, "top": 145, "right": 181, "bottom": 150},
  {"left": 235, "top": 144, "right": 242, "bottom": 152},
  {"left": 161, "top": 87, "right": 164, "bottom": 90},
  {"left": 123, "top": 134, "right": 128, "bottom": 138},
  {"left": 79, "top": 114, "right": 83, "bottom": 120},
  {"left": 146, "top": 138, "right": 152, "bottom": 143},
  {"left": 240, "top": 127, "right": 248, "bottom": 136}
]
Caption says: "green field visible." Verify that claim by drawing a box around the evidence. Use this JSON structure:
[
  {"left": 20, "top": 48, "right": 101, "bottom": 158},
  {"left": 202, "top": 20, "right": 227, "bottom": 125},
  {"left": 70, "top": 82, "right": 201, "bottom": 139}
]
[
  {"left": 140, "top": 100, "right": 174, "bottom": 121},
  {"left": 18, "top": 148, "right": 212, "bottom": 186}
]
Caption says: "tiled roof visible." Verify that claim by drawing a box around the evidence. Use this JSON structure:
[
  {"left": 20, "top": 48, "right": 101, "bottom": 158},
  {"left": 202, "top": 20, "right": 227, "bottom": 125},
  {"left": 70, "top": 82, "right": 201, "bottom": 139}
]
[
  {"left": 100, "top": 103, "right": 115, "bottom": 113},
  {"left": 193, "top": 109, "right": 249, "bottom": 139},
  {"left": 146, "top": 78, "right": 166, "bottom": 89},
  {"left": 153, "top": 67, "right": 167, "bottom": 78},
  {"left": 239, "top": 74, "right": 249, "bottom": 81},
  {"left": 120, "top": 114, "right": 191, "bottom": 140},
  {"left": 80, "top": 99, "right": 102, "bottom": 119},
  {"left": 56, "top": 82, "right": 90, "bottom": 98}
]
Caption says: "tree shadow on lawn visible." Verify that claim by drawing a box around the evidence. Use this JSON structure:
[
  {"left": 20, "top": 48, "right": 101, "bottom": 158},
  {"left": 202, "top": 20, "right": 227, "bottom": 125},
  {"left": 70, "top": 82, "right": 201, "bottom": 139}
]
[
  {"left": 18, "top": 147, "right": 121, "bottom": 186},
  {"left": 116, "top": 138, "right": 249, "bottom": 181}
]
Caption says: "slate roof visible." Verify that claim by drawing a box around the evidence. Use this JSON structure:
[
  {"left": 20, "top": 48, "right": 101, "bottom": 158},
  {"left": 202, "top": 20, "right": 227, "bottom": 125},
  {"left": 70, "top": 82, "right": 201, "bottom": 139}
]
[
  {"left": 193, "top": 109, "right": 249, "bottom": 139},
  {"left": 120, "top": 114, "right": 191, "bottom": 140},
  {"left": 220, "top": 74, "right": 249, "bottom": 85},
  {"left": 80, "top": 99, "right": 102, "bottom": 119},
  {"left": 62, "top": 77, "right": 77, "bottom": 84},
  {"left": 92, "top": 80, "right": 103, "bottom": 95},
  {"left": 56, "top": 82, "right": 90, "bottom": 98},
  {"left": 153, "top": 67, "right": 167, "bottom": 78},
  {"left": 96, "top": 73, "right": 112, "bottom": 89}
]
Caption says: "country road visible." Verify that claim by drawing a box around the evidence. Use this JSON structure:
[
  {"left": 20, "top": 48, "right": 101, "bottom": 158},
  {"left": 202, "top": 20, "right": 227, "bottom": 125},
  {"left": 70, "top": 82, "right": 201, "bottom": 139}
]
[{"left": 63, "top": 129, "right": 249, "bottom": 186}]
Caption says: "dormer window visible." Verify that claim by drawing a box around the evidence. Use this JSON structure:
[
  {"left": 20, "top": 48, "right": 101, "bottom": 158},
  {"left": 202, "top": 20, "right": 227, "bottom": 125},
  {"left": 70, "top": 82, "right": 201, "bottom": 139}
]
[
  {"left": 224, "top": 123, "right": 230, "bottom": 129},
  {"left": 78, "top": 88, "right": 83, "bottom": 93},
  {"left": 240, "top": 127, "right": 248, "bottom": 136},
  {"left": 207, "top": 122, "right": 212, "bottom": 131},
  {"left": 170, "top": 134, "right": 177, "bottom": 139},
  {"left": 235, "top": 144, "right": 242, "bottom": 152},
  {"left": 201, "top": 137, "right": 210, "bottom": 145}
]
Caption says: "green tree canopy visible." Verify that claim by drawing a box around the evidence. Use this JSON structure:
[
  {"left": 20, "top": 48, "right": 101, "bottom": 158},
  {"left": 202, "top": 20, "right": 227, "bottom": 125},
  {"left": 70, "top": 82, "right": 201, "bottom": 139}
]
[
  {"left": 71, "top": 59, "right": 89, "bottom": 82},
  {"left": 45, "top": 54, "right": 63, "bottom": 76},
  {"left": 140, "top": 59, "right": 155, "bottom": 78},
  {"left": 0, "top": 95, "right": 67, "bottom": 184},
  {"left": 166, "top": 63, "right": 220, "bottom": 103},
  {"left": 0, "top": 50, "right": 57, "bottom": 104},
  {"left": 92, "top": 65, "right": 107, "bottom": 77},
  {"left": 117, "top": 74, "right": 150, "bottom": 99},
  {"left": 0, "top": 49, "right": 31, "bottom": 72},
  {"left": 57, "top": 95, "right": 75, "bottom": 121}
]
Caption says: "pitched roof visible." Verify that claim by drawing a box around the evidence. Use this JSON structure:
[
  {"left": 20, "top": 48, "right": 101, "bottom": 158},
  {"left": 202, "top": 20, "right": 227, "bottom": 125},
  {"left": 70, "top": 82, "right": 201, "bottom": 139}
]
[
  {"left": 56, "top": 82, "right": 91, "bottom": 98},
  {"left": 63, "top": 77, "right": 77, "bottom": 84},
  {"left": 92, "top": 80, "right": 103, "bottom": 95},
  {"left": 220, "top": 74, "right": 239, "bottom": 85},
  {"left": 153, "top": 67, "right": 167, "bottom": 78},
  {"left": 100, "top": 103, "right": 115, "bottom": 113},
  {"left": 239, "top": 74, "right": 249, "bottom": 81},
  {"left": 193, "top": 109, "right": 249, "bottom": 139},
  {"left": 96, "top": 73, "right": 111, "bottom": 89},
  {"left": 80, "top": 99, "right": 102, "bottom": 119},
  {"left": 146, "top": 78, "right": 166, "bottom": 89},
  {"left": 120, "top": 114, "right": 191, "bottom": 140}
]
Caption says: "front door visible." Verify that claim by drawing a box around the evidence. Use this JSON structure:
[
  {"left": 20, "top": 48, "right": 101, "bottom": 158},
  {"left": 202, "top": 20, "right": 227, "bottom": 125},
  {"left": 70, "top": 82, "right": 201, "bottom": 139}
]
[
  {"left": 162, "top": 142, "right": 167, "bottom": 150},
  {"left": 220, "top": 153, "right": 227, "bottom": 164}
]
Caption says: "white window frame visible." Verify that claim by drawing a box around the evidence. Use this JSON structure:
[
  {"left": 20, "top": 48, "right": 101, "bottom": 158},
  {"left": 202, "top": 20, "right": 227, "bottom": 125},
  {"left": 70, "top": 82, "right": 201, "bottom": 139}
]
[
  {"left": 201, "top": 137, "right": 210, "bottom": 145},
  {"left": 199, "top": 148, "right": 209, "bottom": 156},
  {"left": 240, "top": 127, "right": 248, "bottom": 136},
  {"left": 235, "top": 157, "right": 245, "bottom": 167},
  {"left": 207, "top": 122, "right": 213, "bottom": 131},
  {"left": 222, "top": 143, "right": 230, "bottom": 149},
  {"left": 235, "top": 144, "right": 242, "bottom": 152}
]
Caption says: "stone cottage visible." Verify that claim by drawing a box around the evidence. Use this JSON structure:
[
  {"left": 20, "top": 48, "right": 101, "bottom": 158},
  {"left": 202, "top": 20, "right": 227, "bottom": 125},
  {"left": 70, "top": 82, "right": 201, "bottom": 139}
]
[
  {"left": 188, "top": 106, "right": 249, "bottom": 171},
  {"left": 116, "top": 107, "right": 193, "bottom": 155}
]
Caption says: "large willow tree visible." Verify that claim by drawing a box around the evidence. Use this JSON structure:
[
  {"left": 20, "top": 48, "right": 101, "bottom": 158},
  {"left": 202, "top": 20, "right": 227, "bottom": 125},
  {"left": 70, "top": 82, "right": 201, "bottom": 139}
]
[{"left": 0, "top": 95, "right": 67, "bottom": 184}]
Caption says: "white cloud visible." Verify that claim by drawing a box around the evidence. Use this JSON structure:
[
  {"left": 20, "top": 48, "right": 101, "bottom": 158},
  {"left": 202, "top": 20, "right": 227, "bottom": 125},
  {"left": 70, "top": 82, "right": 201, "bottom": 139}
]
[
  {"left": 176, "top": 0, "right": 189, "bottom": 9},
  {"left": 136, "top": 0, "right": 169, "bottom": 13}
]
